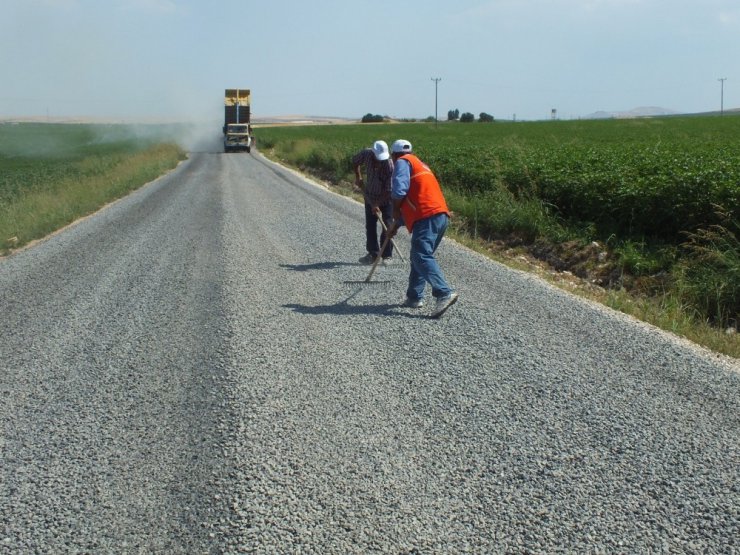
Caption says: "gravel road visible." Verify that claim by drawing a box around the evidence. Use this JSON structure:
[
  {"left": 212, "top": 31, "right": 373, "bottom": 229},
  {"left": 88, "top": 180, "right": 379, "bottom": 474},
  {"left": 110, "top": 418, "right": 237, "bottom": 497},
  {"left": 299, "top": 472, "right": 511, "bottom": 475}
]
[{"left": 1, "top": 151, "right": 738, "bottom": 554}]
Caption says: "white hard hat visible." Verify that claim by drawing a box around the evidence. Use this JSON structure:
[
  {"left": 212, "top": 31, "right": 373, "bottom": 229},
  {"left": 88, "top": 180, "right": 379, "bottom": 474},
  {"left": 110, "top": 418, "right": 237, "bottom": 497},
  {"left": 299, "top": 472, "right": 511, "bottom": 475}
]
[
  {"left": 391, "top": 139, "right": 412, "bottom": 153},
  {"left": 372, "top": 140, "right": 390, "bottom": 161}
]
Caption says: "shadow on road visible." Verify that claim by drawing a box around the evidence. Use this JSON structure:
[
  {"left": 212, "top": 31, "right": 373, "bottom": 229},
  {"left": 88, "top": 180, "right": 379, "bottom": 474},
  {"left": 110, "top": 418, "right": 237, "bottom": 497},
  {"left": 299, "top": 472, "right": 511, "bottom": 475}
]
[
  {"left": 282, "top": 290, "right": 427, "bottom": 319},
  {"left": 282, "top": 302, "right": 429, "bottom": 319},
  {"left": 280, "top": 271, "right": 432, "bottom": 319},
  {"left": 280, "top": 261, "right": 356, "bottom": 272}
]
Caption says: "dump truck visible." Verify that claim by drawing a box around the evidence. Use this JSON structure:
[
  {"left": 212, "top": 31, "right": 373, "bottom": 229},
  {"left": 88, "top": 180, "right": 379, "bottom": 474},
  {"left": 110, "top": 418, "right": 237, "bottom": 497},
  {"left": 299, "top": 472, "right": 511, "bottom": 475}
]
[{"left": 223, "top": 89, "right": 252, "bottom": 153}]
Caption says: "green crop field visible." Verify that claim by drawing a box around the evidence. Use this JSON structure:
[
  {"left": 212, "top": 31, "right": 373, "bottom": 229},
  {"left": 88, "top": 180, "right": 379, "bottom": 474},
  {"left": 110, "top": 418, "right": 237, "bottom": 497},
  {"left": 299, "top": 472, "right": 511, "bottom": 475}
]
[
  {"left": 257, "top": 117, "right": 739, "bottom": 242},
  {"left": 257, "top": 116, "right": 739, "bottom": 355},
  {"left": 0, "top": 123, "right": 185, "bottom": 253}
]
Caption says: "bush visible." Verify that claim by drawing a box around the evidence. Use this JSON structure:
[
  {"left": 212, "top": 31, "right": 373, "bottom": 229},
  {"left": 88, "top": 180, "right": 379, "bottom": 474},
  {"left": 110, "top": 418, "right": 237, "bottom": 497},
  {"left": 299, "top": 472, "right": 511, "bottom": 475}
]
[
  {"left": 447, "top": 181, "right": 563, "bottom": 243},
  {"left": 676, "top": 208, "right": 739, "bottom": 327}
]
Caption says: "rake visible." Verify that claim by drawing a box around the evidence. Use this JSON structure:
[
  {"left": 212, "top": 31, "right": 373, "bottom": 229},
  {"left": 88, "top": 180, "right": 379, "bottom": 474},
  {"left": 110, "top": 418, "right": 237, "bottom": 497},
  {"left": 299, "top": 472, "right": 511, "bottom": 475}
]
[
  {"left": 376, "top": 211, "right": 406, "bottom": 264},
  {"left": 343, "top": 232, "right": 394, "bottom": 287}
]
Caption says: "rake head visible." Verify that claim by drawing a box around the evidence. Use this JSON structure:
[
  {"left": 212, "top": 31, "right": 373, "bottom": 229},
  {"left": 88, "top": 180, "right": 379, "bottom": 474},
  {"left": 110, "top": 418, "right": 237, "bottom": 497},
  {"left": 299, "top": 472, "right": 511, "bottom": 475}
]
[
  {"left": 342, "top": 256, "right": 395, "bottom": 289},
  {"left": 341, "top": 230, "right": 399, "bottom": 289},
  {"left": 342, "top": 278, "right": 394, "bottom": 289}
]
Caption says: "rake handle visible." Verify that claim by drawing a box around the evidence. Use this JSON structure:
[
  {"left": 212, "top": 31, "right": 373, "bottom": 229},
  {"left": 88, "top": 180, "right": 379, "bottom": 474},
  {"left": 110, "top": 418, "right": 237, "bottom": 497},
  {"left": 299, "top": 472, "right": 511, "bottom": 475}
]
[
  {"left": 375, "top": 209, "right": 406, "bottom": 264},
  {"left": 364, "top": 232, "right": 392, "bottom": 282}
]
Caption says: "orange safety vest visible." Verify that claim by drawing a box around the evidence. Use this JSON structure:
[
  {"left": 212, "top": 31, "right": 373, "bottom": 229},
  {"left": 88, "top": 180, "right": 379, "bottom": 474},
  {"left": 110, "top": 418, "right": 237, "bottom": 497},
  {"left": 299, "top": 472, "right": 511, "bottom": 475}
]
[{"left": 398, "top": 154, "right": 449, "bottom": 232}]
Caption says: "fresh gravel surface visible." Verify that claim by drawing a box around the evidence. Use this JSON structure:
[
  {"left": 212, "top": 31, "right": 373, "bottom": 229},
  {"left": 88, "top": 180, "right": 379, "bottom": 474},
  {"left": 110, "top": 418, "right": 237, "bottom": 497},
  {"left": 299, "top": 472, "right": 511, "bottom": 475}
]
[{"left": 1, "top": 150, "right": 738, "bottom": 554}]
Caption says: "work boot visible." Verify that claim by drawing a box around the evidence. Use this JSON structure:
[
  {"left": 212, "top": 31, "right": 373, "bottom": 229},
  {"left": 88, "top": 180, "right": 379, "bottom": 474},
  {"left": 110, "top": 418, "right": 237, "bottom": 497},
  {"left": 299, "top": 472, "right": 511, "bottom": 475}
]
[
  {"left": 402, "top": 297, "right": 424, "bottom": 309},
  {"left": 431, "top": 292, "right": 459, "bottom": 318}
]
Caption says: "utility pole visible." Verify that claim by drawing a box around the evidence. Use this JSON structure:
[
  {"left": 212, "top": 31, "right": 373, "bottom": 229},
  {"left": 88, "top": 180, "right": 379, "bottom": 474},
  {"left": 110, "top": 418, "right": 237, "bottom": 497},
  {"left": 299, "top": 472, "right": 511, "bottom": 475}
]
[
  {"left": 431, "top": 77, "right": 441, "bottom": 127},
  {"left": 718, "top": 78, "right": 727, "bottom": 115}
]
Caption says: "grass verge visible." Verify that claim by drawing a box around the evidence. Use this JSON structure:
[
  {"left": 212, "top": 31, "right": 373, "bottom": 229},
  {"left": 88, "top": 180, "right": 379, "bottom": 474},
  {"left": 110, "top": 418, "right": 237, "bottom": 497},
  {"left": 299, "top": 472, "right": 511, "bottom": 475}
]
[{"left": 1, "top": 143, "right": 185, "bottom": 255}]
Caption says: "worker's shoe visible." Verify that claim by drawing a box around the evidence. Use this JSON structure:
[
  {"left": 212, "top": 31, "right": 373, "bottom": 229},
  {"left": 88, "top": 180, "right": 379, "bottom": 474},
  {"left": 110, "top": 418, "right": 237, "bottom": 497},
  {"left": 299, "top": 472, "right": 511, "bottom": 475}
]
[
  {"left": 402, "top": 297, "right": 424, "bottom": 309},
  {"left": 358, "top": 253, "right": 378, "bottom": 265},
  {"left": 381, "top": 257, "right": 394, "bottom": 266},
  {"left": 431, "top": 292, "right": 459, "bottom": 318}
]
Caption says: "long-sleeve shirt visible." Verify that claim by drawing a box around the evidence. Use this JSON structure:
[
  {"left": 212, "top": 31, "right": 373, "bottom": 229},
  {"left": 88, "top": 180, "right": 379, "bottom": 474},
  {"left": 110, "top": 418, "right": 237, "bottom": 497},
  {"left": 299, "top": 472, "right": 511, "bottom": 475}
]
[
  {"left": 391, "top": 158, "right": 411, "bottom": 199},
  {"left": 352, "top": 149, "right": 393, "bottom": 205}
]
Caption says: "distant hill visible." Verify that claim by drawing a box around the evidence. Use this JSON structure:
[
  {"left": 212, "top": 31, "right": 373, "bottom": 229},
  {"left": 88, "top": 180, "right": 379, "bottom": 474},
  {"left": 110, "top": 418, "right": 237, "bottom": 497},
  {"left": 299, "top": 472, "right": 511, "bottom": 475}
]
[
  {"left": 584, "top": 106, "right": 680, "bottom": 119},
  {"left": 253, "top": 115, "right": 356, "bottom": 125},
  {"left": 683, "top": 107, "right": 740, "bottom": 117}
]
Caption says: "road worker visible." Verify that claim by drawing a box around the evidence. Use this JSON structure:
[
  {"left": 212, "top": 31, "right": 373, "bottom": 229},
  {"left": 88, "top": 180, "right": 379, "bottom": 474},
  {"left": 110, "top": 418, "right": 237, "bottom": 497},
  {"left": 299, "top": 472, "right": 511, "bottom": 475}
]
[
  {"left": 352, "top": 140, "right": 395, "bottom": 264},
  {"left": 387, "top": 139, "right": 458, "bottom": 318}
]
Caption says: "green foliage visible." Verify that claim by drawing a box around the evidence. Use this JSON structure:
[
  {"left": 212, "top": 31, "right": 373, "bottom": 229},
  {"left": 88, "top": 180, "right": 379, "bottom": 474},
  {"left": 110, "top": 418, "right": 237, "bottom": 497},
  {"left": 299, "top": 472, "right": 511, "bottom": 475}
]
[
  {"left": 447, "top": 183, "right": 563, "bottom": 243},
  {"left": 479, "top": 113, "right": 494, "bottom": 123},
  {"left": 612, "top": 239, "right": 673, "bottom": 276},
  {"left": 0, "top": 123, "right": 185, "bottom": 253},
  {"left": 447, "top": 109, "right": 460, "bottom": 121},
  {"left": 460, "top": 112, "right": 475, "bottom": 123},
  {"left": 676, "top": 208, "right": 739, "bottom": 327},
  {"left": 361, "top": 113, "right": 384, "bottom": 123}
]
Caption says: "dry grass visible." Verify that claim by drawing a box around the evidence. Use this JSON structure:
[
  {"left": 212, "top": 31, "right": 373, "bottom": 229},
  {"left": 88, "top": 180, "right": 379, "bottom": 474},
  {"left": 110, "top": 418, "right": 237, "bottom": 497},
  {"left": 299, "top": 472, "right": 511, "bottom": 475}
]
[{"left": 1, "top": 143, "right": 184, "bottom": 254}]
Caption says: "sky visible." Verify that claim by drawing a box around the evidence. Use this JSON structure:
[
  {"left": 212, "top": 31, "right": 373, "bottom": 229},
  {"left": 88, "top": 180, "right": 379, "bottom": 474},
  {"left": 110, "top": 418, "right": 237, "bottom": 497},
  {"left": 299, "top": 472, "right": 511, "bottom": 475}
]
[{"left": 1, "top": 0, "right": 738, "bottom": 122}]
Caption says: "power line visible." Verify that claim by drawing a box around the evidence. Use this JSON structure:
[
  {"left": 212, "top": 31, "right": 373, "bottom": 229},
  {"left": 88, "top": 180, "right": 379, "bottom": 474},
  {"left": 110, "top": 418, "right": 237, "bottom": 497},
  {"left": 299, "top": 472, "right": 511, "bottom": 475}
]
[
  {"left": 431, "top": 77, "right": 441, "bottom": 127},
  {"left": 718, "top": 77, "right": 727, "bottom": 116}
]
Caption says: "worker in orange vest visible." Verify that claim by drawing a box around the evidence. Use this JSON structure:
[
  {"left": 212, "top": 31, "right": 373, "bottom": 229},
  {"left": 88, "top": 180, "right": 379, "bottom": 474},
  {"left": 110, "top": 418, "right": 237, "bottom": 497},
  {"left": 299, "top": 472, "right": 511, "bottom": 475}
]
[{"left": 387, "top": 139, "right": 458, "bottom": 318}]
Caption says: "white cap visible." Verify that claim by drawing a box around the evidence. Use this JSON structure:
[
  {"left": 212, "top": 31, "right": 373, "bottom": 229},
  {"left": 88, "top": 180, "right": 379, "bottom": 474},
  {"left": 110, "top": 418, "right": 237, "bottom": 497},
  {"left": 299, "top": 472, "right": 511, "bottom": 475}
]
[
  {"left": 372, "top": 140, "right": 390, "bottom": 161},
  {"left": 391, "top": 139, "right": 412, "bottom": 154}
]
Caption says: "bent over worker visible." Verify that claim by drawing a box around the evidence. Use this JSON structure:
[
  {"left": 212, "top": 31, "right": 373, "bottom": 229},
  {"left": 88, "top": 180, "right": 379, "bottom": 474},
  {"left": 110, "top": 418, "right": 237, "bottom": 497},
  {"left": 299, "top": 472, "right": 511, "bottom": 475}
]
[
  {"left": 386, "top": 139, "right": 458, "bottom": 318},
  {"left": 351, "top": 140, "right": 395, "bottom": 264}
]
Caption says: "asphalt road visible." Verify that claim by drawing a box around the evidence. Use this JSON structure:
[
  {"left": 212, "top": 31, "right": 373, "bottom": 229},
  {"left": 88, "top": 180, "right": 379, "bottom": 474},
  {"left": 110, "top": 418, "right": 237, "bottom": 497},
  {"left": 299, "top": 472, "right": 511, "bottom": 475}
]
[{"left": 1, "top": 151, "right": 738, "bottom": 554}]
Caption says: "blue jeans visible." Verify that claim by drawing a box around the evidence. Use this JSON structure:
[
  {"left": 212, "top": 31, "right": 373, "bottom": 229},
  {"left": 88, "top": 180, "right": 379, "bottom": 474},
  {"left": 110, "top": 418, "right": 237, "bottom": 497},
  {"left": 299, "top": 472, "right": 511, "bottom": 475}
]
[{"left": 407, "top": 213, "right": 453, "bottom": 300}]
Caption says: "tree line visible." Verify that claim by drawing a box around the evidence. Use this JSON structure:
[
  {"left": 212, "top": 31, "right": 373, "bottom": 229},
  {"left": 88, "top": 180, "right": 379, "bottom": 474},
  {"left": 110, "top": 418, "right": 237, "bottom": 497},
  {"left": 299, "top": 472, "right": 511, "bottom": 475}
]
[
  {"left": 361, "top": 111, "right": 495, "bottom": 124},
  {"left": 447, "top": 109, "right": 494, "bottom": 122}
]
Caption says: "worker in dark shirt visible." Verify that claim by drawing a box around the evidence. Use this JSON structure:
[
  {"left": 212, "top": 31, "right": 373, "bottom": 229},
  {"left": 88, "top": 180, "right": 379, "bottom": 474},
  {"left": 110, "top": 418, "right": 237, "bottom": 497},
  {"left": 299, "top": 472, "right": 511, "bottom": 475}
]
[{"left": 352, "top": 140, "right": 395, "bottom": 264}]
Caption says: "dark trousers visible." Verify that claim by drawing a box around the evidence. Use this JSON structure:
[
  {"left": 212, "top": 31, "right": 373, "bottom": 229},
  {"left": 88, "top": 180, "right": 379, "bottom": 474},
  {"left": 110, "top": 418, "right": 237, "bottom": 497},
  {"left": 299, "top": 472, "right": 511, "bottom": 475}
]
[{"left": 365, "top": 201, "right": 394, "bottom": 258}]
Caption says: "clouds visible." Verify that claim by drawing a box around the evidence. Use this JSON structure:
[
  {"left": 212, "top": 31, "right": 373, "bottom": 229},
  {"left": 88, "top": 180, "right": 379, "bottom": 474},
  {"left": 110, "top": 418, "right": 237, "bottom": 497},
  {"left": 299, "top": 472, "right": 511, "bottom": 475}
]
[
  {"left": 718, "top": 9, "right": 740, "bottom": 26},
  {"left": 2, "top": 0, "right": 737, "bottom": 121}
]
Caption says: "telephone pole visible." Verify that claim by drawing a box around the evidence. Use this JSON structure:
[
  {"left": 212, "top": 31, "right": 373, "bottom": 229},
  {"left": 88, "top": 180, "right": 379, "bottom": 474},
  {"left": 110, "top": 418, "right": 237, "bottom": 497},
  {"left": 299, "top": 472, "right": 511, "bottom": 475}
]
[
  {"left": 431, "top": 77, "right": 441, "bottom": 127},
  {"left": 718, "top": 78, "right": 727, "bottom": 115}
]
